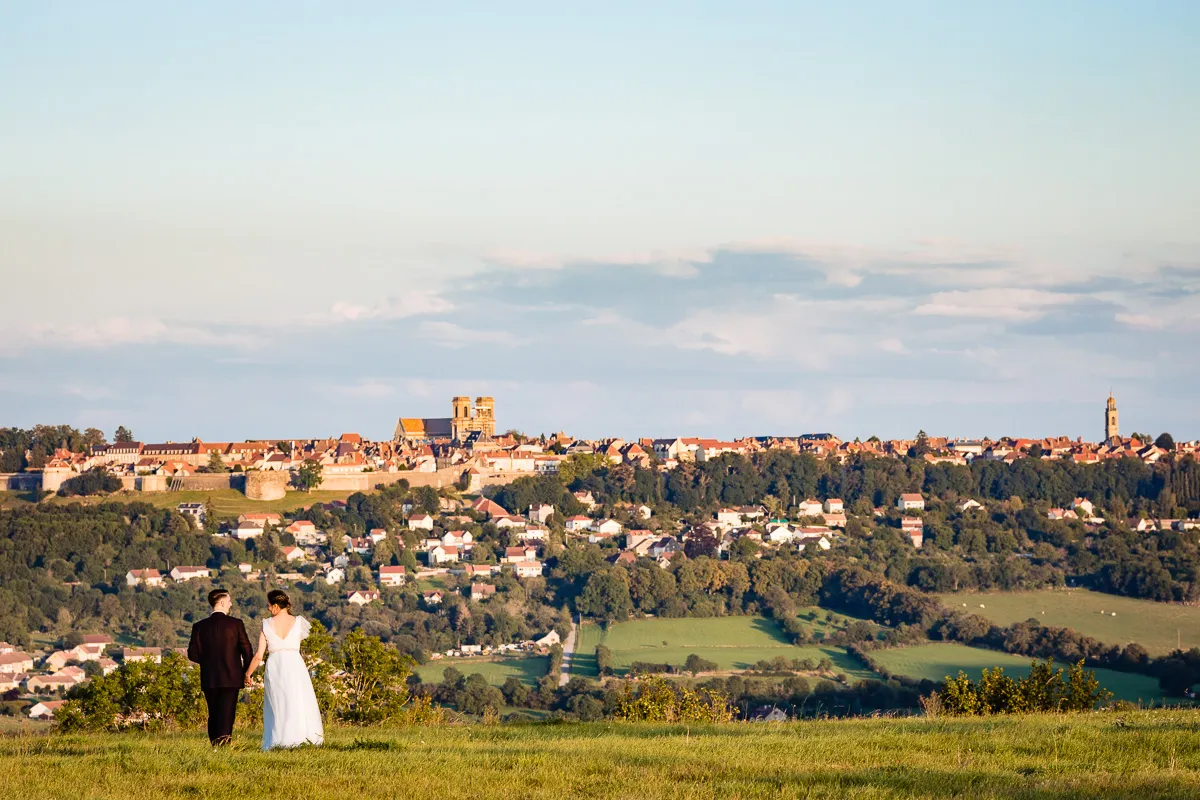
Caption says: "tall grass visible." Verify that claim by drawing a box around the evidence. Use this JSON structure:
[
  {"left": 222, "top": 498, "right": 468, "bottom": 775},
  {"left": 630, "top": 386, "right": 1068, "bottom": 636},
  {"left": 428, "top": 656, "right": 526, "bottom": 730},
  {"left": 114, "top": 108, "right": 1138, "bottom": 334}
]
[{"left": 3, "top": 710, "right": 1199, "bottom": 798}]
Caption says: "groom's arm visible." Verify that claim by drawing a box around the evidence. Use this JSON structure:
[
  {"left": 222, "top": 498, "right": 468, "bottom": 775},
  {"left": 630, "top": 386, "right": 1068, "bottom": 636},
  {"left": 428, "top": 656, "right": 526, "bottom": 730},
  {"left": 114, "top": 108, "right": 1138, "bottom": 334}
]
[
  {"left": 236, "top": 620, "right": 254, "bottom": 670},
  {"left": 187, "top": 622, "right": 202, "bottom": 664}
]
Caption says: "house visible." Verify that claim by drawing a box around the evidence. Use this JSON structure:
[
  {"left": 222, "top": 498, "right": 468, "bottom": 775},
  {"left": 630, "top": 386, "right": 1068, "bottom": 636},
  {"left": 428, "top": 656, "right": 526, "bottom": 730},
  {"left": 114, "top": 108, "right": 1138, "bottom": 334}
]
[
  {"left": 573, "top": 490, "right": 597, "bottom": 509},
  {"left": 1047, "top": 508, "right": 1078, "bottom": 521},
  {"left": 957, "top": 499, "right": 984, "bottom": 512},
  {"left": 503, "top": 546, "right": 539, "bottom": 564},
  {"left": 1071, "top": 498, "right": 1097, "bottom": 517},
  {"left": 323, "top": 567, "right": 346, "bottom": 584},
  {"left": 238, "top": 512, "right": 282, "bottom": 527},
  {"left": 378, "top": 565, "right": 407, "bottom": 586},
  {"left": 534, "top": 630, "right": 561, "bottom": 647},
  {"left": 470, "top": 583, "right": 497, "bottom": 601},
  {"left": 897, "top": 493, "right": 925, "bottom": 511},
  {"left": 649, "top": 536, "right": 683, "bottom": 558},
  {"left": 528, "top": 503, "right": 555, "bottom": 524},
  {"left": 279, "top": 546, "right": 305, "bottom": 562},
  {"left": 636, "top": 504, "right": 653, "bottom": 520},
  {"left": 512, "top": 560, "right": 545, "bottom": 579},
  {"left": 796, "top": 499, "right": 824, "bottom": 517},
  {"left": 349, "top": 537, "right": 374, "bottom": 554},
  {"left": 0, "top": 652, "right": 35, "bottom": 673},
  {"left": 97, "top": 657, "right": 119, "bottom": 675},
  {"left": 28, "top": 700, "right": 65, "bottom": 720},
  {"left": 346, "top": 590, "right": 381, "bottom": 606},
  {"left": 822, "top": 513, "right": 847, "bottom": 528},
  {"left": 170, "top": 565, "right": 211, "bottom": 582},
  {"left": 367, "top": 528, "right": 389, "bottom": 544},
  {"left": 750, "top": 706, "right": 789, "bottom": 723},
  {"left": 428, "top": 545, "right": 460, "bottom": 565},
  {"left": 461, "top": 563, "right": 499, "bottom": 578},
  {"left": 564, "top": 515, "right": 592, "bottom": 532},
  {"left": 125, "top": 569, "right": 164, "bottom": 588},
  {"left": 177, "top": 502, "right": 206, "bottom": 527},
  {"left": 519, "top": 525, "right": 549, "bottom": 543},
  {"left": 823, "top": 499, "right": 844, "bottom": 514},
  {"left": 407, "top": 513, "right": 435, "bottom": 531},
  {"left": 422, "top": 591, "right": 444, "bottom": 606},
  {"left": 590, "top": 518, "right": 622, "bottom": 535},
  {"left": 716, "top": 508, "right": 742, "bottom": 527},
  {"left": 493, "top": 515, "right": 527, "bottom": 529},
  {"left": 901, "top": 517, "right": 924, "bottom": 534},
  {"left": 122, "top": 647, "right": 162, "bottom": 663},
  {"left": 469, "top": 497, "right": 509, "bottom": 519},
  {"left": 233, "top": 520, "right": 265, "bottom": 540},
  {"left": 0, "top": 673, "right": 24, "bottom": 692},
  {"left": 79, "top": 635, "right": 112, "bottom": 646},
  {"left": 609, "top": 551, "right": 638, "bottom": 566}
]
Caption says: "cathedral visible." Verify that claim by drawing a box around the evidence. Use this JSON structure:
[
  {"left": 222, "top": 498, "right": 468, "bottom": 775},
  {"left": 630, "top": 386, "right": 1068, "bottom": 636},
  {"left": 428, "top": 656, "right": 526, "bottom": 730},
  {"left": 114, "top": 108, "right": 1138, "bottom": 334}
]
[{"left": 394, "top": 396, "right": 495, "bottom": 444}]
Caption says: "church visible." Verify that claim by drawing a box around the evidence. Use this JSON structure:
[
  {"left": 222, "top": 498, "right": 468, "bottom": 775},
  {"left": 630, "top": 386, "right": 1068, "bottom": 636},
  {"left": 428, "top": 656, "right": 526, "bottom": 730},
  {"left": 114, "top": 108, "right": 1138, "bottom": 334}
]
[
  {"left": 394, "top": 396, "right": 495, "bottom": 444},
  {"left": 1105, "top": 393, "right": 1119, "bottom": 443}
]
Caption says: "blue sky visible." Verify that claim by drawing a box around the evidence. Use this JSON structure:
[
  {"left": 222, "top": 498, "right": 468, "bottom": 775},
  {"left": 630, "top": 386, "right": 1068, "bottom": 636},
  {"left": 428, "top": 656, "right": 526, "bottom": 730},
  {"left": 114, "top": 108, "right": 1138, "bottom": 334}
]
[{"left": 1, "top": 2, "right": 1198, "bottom": 442}]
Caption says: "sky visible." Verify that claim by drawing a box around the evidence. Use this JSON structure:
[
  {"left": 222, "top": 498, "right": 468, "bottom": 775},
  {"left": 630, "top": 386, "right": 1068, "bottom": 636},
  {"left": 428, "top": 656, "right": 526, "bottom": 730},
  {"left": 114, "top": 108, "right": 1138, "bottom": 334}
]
[{"left": 1, "top": 1, "right": 1198, "bottom": 443}]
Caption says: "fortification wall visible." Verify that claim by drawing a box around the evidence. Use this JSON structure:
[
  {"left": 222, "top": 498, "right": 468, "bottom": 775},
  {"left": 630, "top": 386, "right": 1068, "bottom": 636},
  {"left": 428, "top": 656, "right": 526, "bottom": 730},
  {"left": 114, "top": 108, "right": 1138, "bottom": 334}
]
[
  {"left": 0, "top": 473, "right": 42, "bottom": 492},
  {"left": 245, "top": 471, "right": 288, "bottom": 501},
  {"left": 175, "top": 474, "right": 241, "bottom": 492}
]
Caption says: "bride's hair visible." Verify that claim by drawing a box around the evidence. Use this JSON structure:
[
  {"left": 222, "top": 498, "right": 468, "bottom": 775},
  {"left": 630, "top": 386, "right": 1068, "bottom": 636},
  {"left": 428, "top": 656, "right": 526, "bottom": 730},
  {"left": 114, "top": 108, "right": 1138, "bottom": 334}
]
[{"left": 266, "top": 589, "right": 291, "bottom": 610}]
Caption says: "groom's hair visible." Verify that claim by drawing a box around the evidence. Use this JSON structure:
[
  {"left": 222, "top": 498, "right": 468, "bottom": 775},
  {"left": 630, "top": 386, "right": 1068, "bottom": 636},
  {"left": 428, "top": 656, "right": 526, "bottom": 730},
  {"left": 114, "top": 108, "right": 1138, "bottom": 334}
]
[{"left": 208, "top": 589, "right": 230, "bottom": 608}]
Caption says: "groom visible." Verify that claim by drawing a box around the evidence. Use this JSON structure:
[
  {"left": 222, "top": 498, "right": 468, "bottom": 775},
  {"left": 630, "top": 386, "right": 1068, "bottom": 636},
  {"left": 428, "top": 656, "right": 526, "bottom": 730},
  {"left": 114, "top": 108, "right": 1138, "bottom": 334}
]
[{"left": 187, "top": 589, "right": 254, "bottom": 745}]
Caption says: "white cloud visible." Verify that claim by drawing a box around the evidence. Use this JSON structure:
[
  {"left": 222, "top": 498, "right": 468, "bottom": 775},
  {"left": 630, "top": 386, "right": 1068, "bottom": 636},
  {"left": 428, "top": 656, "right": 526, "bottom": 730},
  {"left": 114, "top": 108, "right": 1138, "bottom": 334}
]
[
  {"left": 416, "top": 321, "right": 525, "bottom": 349},
  {"left": 913, "top": 288, "right": 1075, "bottom": 321},
  {"left": 328, "top": 290, "right": 453, "bottom": 322},
  {"left": 0, "top": 317, "right": 252, "bottom": 355}
]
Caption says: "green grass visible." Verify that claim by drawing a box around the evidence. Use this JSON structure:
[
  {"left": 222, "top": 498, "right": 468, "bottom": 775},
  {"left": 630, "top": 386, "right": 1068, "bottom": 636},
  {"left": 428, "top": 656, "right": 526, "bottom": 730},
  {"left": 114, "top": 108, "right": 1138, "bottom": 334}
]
[
  {"left": 871, "top": 643, "right": 1166, "bottom": 704},
  {"left": 572, "top": 616, "right": 874, "bottom": 681},
  {"left": 5, "top": 712, "right": 1200, "bottom": 798},
  {"left": 939, "top": 588, "right": 1200, "bottom": 655},
  {"left": 416, "top": 656, "right": 549, "bottom": 687}
]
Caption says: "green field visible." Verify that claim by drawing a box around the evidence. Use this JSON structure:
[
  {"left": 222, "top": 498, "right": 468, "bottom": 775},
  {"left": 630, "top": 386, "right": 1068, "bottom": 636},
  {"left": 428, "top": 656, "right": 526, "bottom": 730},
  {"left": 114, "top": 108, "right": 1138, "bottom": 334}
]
[
  {"left": 4, "top": 712, "right": 1200, "bottom": 798},
  {"left": 0, "top": 488, "right": 361, "bottom": 515},
  {"left": 416, "top": 656, "right": 549, "bottom": 687},
  {"left": 871, "top": 643, "right": 1166, "bottom": 704},
  {"left": 572, "top": 616, "right": 874, "bottom": 680},
  {"left": 939, "top": 589, "right": 1200, "bottom": 655}
]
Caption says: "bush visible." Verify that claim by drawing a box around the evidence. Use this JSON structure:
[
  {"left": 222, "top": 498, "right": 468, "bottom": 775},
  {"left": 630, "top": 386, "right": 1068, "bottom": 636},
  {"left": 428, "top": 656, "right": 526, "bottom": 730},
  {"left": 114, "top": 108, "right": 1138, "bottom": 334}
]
[
  {"left": 615, "top": 677, "right": 733, "bottom": 723},
  {"left": 57, "top": 470, "right": 122, "bottom": 497},
  {"left": 935, "top": 658, "right": 1112, "bottom": 716},
  {"left": 56, "top": 652, "right": 204, "bottom": 732}
]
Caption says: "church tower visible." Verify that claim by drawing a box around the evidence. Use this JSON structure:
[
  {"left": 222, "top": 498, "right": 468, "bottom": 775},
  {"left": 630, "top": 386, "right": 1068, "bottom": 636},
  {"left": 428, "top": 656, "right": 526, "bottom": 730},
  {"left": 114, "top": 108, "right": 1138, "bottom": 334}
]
[{"left": 1104, "top": 393, "right": 1119, "bottom": 442}]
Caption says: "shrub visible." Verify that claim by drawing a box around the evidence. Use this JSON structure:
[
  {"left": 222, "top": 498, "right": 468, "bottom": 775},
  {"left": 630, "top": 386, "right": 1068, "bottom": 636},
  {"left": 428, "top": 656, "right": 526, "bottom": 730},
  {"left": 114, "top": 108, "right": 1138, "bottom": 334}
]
[
  {"left": 56, "top": 651, "right": 204, "bottom": 732},
  {"left": 935, "top": 658, "right": 1112, "bottom": 716},
  {"left": 57, "top": 470, "right": 122, "bottom": 497},
  {"left": 615, "top": 677, "right": 733, "bottom": 723}
]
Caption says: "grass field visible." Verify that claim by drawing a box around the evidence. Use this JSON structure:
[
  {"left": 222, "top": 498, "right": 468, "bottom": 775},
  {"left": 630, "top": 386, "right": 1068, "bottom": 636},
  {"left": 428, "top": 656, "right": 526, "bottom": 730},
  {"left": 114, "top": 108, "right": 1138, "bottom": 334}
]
[
  {"left": 0, "top": 488, "right": 360, "bottom": 515},
  {"left": 4, "top": 711, "right": 1200, "bottom": 798},
  {"left": 572, "top": 616, "right": 874, "bottom": 681},
  {"left": 939, "top": 589, "right": 1200, "bottom": 655},
  {"left": 416, "top": 656, "right": 550, "bottom": 687},
  {"left": 871, "top": 643, "right": 1166, "bottom": 704}
]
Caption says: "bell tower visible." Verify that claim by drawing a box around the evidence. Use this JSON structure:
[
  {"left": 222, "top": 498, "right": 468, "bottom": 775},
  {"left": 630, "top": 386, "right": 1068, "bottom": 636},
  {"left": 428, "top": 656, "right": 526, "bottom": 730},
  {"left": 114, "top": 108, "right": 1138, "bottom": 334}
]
[{"left": 1104, "top": 393, "right": 1119, "bottom": 442}]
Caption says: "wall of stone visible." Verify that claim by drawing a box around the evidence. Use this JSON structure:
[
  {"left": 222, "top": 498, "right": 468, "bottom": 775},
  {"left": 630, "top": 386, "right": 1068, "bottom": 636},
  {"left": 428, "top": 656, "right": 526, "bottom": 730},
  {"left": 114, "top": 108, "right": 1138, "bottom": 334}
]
[
  {"left": 175, "top": 474, "right": 241, "bottom": 492},
  {"left": 245, "top": 471, "right": 289, "bottom": 501},
  {"left": 0, "top": 473, "right": 41, "bottom": 492}
]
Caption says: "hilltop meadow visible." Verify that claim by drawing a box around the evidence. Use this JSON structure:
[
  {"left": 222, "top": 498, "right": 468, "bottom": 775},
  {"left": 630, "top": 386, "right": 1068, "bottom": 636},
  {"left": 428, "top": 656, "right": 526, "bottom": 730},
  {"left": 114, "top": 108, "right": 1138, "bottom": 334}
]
[{"left": 3, "top": 711, "right": 1200, "bottom": 799}]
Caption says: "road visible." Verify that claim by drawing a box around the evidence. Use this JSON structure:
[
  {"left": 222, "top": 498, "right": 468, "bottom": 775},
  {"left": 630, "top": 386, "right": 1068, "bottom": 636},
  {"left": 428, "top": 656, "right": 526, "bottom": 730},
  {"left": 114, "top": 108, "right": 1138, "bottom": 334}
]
[{"left": 558, "top": 613, "right": 579, "bottom": 686}]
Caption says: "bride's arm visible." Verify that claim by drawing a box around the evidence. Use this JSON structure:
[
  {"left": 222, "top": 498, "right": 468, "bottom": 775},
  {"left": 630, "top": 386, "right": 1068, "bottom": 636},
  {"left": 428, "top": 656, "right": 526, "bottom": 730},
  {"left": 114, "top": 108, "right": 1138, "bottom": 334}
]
[{"left": 244, "top": 629, "right": 267, "bottom": 686}]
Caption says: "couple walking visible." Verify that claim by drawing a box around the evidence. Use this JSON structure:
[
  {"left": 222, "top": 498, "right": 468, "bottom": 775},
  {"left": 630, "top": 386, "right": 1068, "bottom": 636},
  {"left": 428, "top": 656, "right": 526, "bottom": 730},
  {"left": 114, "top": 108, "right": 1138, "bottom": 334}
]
[{"left": 187, "top": 588, "right": 324, "bottom": 749}]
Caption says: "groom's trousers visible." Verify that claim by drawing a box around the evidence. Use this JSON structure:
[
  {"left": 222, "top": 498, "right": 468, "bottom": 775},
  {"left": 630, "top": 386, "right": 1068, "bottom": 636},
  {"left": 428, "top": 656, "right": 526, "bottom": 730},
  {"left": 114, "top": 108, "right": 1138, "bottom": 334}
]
[{"left": 203, "top": 687, "right": 239, "bottom": 745}]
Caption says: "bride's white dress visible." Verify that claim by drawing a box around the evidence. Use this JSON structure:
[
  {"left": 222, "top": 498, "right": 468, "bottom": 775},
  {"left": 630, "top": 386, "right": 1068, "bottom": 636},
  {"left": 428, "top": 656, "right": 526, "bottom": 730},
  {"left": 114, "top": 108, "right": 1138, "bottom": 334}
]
[{"left": 261, "top": 615, "right": 324, "bottom": 750}]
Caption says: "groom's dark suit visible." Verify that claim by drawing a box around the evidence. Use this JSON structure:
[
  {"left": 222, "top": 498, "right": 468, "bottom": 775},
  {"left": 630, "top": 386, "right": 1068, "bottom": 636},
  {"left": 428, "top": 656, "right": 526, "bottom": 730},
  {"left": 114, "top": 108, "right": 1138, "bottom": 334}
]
[{"left": 187, "top": 611, "right": 254, "bottom": 744}]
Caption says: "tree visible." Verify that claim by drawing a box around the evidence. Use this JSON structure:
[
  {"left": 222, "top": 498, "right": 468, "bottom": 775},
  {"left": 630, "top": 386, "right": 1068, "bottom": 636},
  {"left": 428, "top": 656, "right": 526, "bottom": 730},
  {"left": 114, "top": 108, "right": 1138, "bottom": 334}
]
[
  {"left": 332, "top": 629, "right": 415, "bottom": 724},
  {"left": 1155, "top": 433, "right": 1175, "bottom": 451},
  {"left": 684, "top": 654, "right": 718, "bottom": 675},
  {"left": 55, "top": 652, "right": 205, "bottom": 732},
  {"left": 293, "top": 459, "right": 324, "bottom": 493},
  {"left": 207, "top": 451, "right": 229, "bottom": 473},
  {"left": 114, "top": 426, "right": 134, "bottom": 443},
  {"left": 81, "top": 428, "right": 107, "bottom": 451},
  {"left": 577, "top": 571, "right": 632, "bottom": 622},
  {"left": 596, "top": 644, "right": 614, "bottom": 676},
  {"left": 456, "top": 673, "right": 504, "bottom": 715}
]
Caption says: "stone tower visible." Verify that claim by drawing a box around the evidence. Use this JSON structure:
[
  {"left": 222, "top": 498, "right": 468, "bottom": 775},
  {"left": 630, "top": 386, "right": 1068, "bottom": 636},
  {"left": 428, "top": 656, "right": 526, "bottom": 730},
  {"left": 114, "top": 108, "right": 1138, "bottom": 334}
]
[
  {"left": 474, "top": 396, "right": 495, "bottom": 436},
  {"left": 1105, "top": 393, "right": 1119, "bottom": 442}
]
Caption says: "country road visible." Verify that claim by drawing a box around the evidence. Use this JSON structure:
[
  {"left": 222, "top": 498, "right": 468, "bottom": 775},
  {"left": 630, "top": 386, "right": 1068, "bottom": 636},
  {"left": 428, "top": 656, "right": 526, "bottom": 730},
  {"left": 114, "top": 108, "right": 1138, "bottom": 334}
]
[{"left": 558, "top": 613, "right": 580, "bottom": 687}]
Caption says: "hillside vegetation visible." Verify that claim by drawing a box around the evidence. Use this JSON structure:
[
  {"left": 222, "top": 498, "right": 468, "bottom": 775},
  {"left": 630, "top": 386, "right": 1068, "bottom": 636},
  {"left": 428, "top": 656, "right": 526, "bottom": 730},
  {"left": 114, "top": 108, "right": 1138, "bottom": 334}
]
[{"left": 3, "top": 712, "right": 1200, "bottom": 799}]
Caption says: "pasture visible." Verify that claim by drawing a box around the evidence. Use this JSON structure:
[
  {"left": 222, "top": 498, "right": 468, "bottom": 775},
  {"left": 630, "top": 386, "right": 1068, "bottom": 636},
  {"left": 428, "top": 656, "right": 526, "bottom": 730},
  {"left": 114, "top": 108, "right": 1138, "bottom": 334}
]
[
  {"left": 416, "top": 655, "right": 550, "bottom": 687},
  {"left": 870, "top": 643, "right": 1166, "bottom": 704},
  {"left": 0, "top": 488, "right": 360, "bottom": 515},
  {"left": 4, "top": 711, "right": 1200, "bottom": 798},
  {"left": 938, "top": 589, "right": 1200, "bottom": 655},
  {"left": 572, "top": 616, "right": 873, "bottom": 680}
]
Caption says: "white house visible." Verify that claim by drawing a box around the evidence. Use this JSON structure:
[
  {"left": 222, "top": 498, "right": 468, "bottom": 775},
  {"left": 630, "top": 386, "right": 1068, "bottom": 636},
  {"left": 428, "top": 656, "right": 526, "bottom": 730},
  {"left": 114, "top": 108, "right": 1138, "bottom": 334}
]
[
  {"left": 323, "top": 567, "right": 345, "bottom": 584},
  {"left": 534, "top": 630, "right": 561, "bottom": 647},
  {"left": 0, "top": 652, "right": 34, "bottom": 673},
  {"left": 494, "top": 515, "right": 527, "bottom": 530},
  {"left": 428, "top": 545, "right": 460, "bottom": 565},
  {"left": 957, "top": 499, "right": 984, "bottom": 512},
  {"left": 422, "top": 590, "right": 444, "bottom": 606},
  {"left": 379, "top": 565, "right": 407, "bottom": 587},
  {"left": 346, "top": 590, "right": 381, "bottom": 606},
  {"left": 408, "top": 514, "right": 435, "bottom": 531},
  {"left": 170, "top": 566, "right": 210, "bottom": 582},
  {"left": 715, "top": 508, "right": 742, "bottom": 527},
  {"left": 519, "top": 525, "right": 549, "bottom": 543},
  {"left": 823, "top": 498, "right": 844, "bottom": 514},
  {"left": 796, "top": 499, "right": 824, "bottom": 517},
  {"left": 503, "top": 546, "right": 539, "bottom": 564},
  {"left": 512, "top": 560, "right": 544, "bottom": 578},
  {"left": 528, "top": 503, "right": 555, "bottom": 524},
  {"left": 470, "top": 583, "right": 497, "bottom": 601},
  {"left": 564, "top": 515, "right": 592, "bottom": 532},
  {"left": 28, "top": 700, "right": 65, "bottom": 720},
  {"left": 122, "top": 647, "right": 162, "bottom": 663},
  {"left": 125, "top": 569, "right": 164, "bottom": 588},
  {"left": 233, "top": 520, "right": 265, "bottom": 540},
  {"left": 590, "top": 518, "right": 622, "bottom": 535},
  {"left": 897, "top": 493, "right": 925, "bottom": 511},
  {"left": 1071, "top": 498, "right": 1096, "bottom": 517}
]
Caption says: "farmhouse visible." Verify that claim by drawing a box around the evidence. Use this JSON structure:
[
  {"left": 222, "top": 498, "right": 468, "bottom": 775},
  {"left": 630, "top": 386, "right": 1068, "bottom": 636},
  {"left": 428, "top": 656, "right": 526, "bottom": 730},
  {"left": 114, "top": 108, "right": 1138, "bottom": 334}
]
[
  {"left": 170, "top": 566, "right": 210, "bottom": 582},
  {"left": 470, "top": 583, "right": 497, "bottom": 601},
  {"left": 125, "top": 569, "right": 164, "bottom": 588},
  {"left": 346, "top": 590, "right": 381, "bottom": 606},
  {"left": 897, "top": 493, "right": 925, "bottom": 511},
  {"left": 512, "top": 560, "right": 545, "bottom": 578},
  {"left": 379, "top": 565, "right": 407, "bottom": 587}
]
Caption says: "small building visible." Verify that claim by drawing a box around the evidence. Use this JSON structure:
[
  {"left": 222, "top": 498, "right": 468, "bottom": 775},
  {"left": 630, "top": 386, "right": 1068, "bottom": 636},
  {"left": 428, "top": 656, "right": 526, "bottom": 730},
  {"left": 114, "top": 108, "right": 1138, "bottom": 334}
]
[
  {"left": 428, "top": 544, "right": 460, "bottom": 565},
  {"left": 379, "top": 565, "right": 407, "bottom": 587},
  {"left": 0, "top": 652, "right": 35, "bottom": 673},
  {"left": 422, "top": 590, "right": 444, "bottom": 606},
  {"left": 564, "top": 515, "right": 592, "bottom": 532},
  {"left": 512, "top": 560, "right": 544, "bottom": 579},
  {"left": 897, "top": 493, "right": 925, "bottom": 512},
  {"left": 279, "top": 546, "right": 306, "bottom": 563},
  {"left": 28, "top": 700, "right": 65, "bottom": 720},
  {"left": 470, "top": 583, "right": 497, "bottom": 601},
  {"left": 125, "top": 569, "right": 164, "bottom": 588},
  {"left": 407, "top": 514, "right": 435, "bottom": 531},
  {"left": 823, "top": 498, "right": 844, "bottom": 514},
  {"left": 170, "top": 566, "right": 211, "bottom": 582},
  {"left": 122, "top": 647, "right": 162, "bottom": 664},
  {"left": 346, "top": 590, "right": 381, "bottom": 606},
  {"left": 528, "top": 503, "right": 555, "bottom": 524}
]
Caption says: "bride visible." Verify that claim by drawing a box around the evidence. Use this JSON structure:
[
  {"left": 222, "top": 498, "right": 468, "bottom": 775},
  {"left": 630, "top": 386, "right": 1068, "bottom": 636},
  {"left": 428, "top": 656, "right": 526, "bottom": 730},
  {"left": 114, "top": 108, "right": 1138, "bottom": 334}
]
[{"left": 244, "top": 589, "right": 324, "bottom": 750}]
